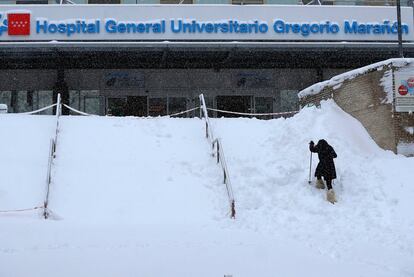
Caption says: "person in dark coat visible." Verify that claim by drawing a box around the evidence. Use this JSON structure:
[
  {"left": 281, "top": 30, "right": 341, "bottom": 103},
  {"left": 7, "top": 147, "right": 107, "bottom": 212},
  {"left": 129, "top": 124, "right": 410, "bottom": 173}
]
[{"left": 309, "top": 139, "right": 337, "bottom": 203}]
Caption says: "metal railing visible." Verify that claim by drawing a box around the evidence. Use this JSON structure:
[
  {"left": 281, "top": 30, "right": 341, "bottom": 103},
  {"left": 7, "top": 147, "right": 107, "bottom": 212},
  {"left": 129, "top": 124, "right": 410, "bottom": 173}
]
[
  {"left": 43, "top": 137, "right": 56, "bottom": 219},
  {"left": 43, "top": 93, "right": 61, "bottom": 219},
  {"left": 199, "top": 94, "right": 236, "bottom": 219}
]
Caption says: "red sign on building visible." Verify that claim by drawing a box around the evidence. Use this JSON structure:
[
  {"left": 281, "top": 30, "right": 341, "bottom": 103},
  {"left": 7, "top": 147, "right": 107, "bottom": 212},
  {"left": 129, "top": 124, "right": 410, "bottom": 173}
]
[
  {"left": 398, "top": 85, "right": 408, "bottom": 96},
  {"left": 7, "top": 13, "right": 31, "bottom": 36}
]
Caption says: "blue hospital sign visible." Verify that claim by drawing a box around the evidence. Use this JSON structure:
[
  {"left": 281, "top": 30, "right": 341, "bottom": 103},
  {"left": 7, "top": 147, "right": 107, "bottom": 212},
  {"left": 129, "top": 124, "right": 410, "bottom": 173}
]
[{"left": 0, "top": 5, "right": 413, "bottom": 41}]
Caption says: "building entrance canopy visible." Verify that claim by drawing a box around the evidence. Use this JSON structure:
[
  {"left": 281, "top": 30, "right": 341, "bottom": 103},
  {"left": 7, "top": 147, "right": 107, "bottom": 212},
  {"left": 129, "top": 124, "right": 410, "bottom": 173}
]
[{"left": 0, "top": 5, "right": 413, "bottom": 42}]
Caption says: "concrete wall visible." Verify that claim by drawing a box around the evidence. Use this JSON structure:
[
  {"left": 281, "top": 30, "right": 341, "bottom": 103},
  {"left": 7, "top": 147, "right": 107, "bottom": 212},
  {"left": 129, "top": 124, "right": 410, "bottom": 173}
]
[
  {"left": 300, "top": 65, "right": 397, "bottom": 152},
  {"left": 394, "top": 110, "right": 414, "bottom": 153},
  {"left": 301, "top": 61, "right": 414, "bottom": 155}
]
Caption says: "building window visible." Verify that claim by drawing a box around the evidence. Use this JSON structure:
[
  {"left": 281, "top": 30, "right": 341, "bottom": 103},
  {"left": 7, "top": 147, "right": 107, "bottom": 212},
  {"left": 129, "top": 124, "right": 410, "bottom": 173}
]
[
  {"left": 0, "top": 91, "right": 11, "bottom": 112},
  {"left": 107, "top": 97, "right": 126, "bottom": 116},
  {"left": 160, "top": 0, "right": 192, "bottom": 3},
  {"left": 280, "top": 90, "right": 299, "bottom": 112},
  {"left": 149, "top": 98, "right": 167, "bottom": 116},
  {"left": 88, "top": 0, "right": 121, "bottom": 3},
  {"left": 17, "top": 0, "right": 48, "bottom": 4},
  {"left": 27, "top": 90, "right": 33, "bottom": 107},
  {"left": 168, "top": 97, "right": 187, "bottom": 117},
  {"left": 255, "top": 97, "right": 273, "bottom": 119},
  {"left": 232, "top": 0, "right": 263, "bottom": 4}
]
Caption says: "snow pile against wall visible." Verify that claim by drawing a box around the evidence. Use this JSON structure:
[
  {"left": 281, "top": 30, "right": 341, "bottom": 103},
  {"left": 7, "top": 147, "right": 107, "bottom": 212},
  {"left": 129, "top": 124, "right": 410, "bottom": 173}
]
[
  {"left": 213, "top": 100, "right": 414, "bottom": 276},
  {"left": 0, "top": 102, "right": 414, "bottom": 277},
  {"left": 298, "top": 58, "right": 414, "bottom": 99}
]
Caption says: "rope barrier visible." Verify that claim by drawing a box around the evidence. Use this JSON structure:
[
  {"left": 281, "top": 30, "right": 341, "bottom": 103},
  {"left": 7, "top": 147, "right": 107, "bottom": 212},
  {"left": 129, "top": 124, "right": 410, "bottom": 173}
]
[
  {"left": 0, "top": 205, "right": 43, "bottom": 213},
  {"left": 63, "top": 104, "right": 93, "bottom": 116},
  {"left": 168, "top": 107, "right": 200, "bottom": 117},
  {"left": 206, "top": 108, "right": 299, "bottom": 117},
  {"left": 9, "top": 103, "right": 297, "bottom": 118},
  {"left": 19, "top": 103, "right": 57, "bottom": 115}
]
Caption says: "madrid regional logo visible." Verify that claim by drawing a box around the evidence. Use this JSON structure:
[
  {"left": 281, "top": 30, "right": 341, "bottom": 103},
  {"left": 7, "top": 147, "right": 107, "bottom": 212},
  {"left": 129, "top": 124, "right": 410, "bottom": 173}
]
[{"left": 0, "top": 12, "right": 31, "bottom": 36}]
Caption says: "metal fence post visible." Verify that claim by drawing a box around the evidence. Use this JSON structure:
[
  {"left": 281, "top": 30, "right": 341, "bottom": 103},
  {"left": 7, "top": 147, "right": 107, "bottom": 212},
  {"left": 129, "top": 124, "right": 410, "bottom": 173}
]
[
  {"left": 206, "top": 122, "right": 208, "bottom": 138},
  {"left": 230, "top": 201, "right": 236, "bottom": 219},
  {"left": 217, "top": 142, "right": 220, "bottom": 164}
]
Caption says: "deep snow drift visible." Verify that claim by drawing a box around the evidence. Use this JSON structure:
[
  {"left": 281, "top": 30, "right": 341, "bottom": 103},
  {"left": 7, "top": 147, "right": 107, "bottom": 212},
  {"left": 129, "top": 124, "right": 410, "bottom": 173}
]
[{"left": 0, "top": 101, "right": 413, "bottom": 277}]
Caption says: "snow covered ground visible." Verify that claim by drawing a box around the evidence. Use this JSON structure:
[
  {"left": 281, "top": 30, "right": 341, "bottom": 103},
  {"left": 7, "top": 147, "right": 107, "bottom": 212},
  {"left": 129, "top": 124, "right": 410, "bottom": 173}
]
[{"left": 0, "top": 101, "right": 413, "bottom": 277}]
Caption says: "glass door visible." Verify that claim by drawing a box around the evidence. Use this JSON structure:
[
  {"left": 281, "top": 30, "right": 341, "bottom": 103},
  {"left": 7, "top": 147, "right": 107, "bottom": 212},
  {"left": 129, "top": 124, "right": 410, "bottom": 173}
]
[
  {"left": 126, "top": 96, "right": 147, "bottom": 117},
  {"left": 107, "top": 97, "right": 127, "bottom": 116},
  {"left": 216, "top": 95, "right": 253, "bottom": 118},
  {"left": 254, "top": 97, "right": 274, "bottom": 119}
]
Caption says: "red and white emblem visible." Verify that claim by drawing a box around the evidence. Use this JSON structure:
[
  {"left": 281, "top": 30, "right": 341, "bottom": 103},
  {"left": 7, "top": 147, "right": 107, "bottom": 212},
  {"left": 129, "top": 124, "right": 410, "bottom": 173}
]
[
  {"left": 7, "top": 13, "right": 30, "bottom": 36},
  {"left": 398, "top": 85, "right": 408, "bottom": 96}
]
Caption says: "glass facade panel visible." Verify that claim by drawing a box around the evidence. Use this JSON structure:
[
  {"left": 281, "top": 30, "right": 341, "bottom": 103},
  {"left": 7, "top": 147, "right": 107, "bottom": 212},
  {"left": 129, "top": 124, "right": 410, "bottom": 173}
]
[
  {"left": 69, "top": 90, "right": 103, "bottom": 115},
  {"left": 255, "top": 97, "right": 273, "bottom": 119},
  {"left": 160, "top": 0, "right": 192, "bottom": 3},
  {"left": 232, "top": 0, "right": 263, "bottom": 4},
  {"left": 126, "top": 96, "right": 147, "bottom": 116},
  {"left": 17, "top": 0, "right": 48, "bottom": 4},
  {"left": 81, "top": 90, "right": 102, "bottom": 114},
  {"left": 280, "top": 90, "right": 299, "bottom": 112},
  {"left": 69, "top": 90, "right": 81, "bottom": 113},
  {"left": 216, "top": 95, "right": 252, "bottom": 118},
  {"left": 15, "top": 91, "right": 31, "bottom": 113},
  {"left": 266, "top": 0, "right": 298, "bottom": 4},
  {"left": 85, "top": 97, "right": 103, "bottom": 115},
  {"left": 194, "top": 0, "right": 230, "bottom": 3},
  {"left": 122, "top": 0, "right": 160, "bottom": 3},
  {"left": 3, "top": 91, "right": 53, "bottom": 114},
  {"left": 333, "top": 0, "right": 357, "bottom": 4},
  {"left": 0, "top": 91, "right": 11, "bottom": 111},
  {"left": 149, "top": 98, "right": 167, "bottom": 116},
  {"left": 168, "top": 97, "right": 187, "bottom": 117},
  {"left": 89, "top": 0, "right": 120, "bottom": 3},
  {"left": 107, "top": 97, "right": 127, "bottom": 116},
  {"left": 34, "top": 91, "right": 53, "bottom": 115}
]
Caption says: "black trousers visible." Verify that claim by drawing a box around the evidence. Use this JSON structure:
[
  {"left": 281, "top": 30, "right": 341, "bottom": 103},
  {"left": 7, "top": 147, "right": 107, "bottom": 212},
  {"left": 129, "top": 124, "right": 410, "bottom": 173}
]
[{"left": 317, "top": 176, "right": 333, "bottom": 190}]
